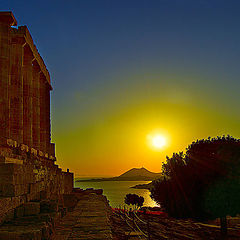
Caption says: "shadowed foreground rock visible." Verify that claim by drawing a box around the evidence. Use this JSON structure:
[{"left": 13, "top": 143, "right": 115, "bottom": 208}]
[
  {"left": 52, "top": 193, "right": 113, "bottom": 240},
  {"left": 0, "top": 190, "right": 113, "bottom": 239}
]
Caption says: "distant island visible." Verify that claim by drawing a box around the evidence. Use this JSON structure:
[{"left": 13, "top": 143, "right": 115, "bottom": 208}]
[{"left": 75, "top": 167, "right": 162, "bottom": 182}]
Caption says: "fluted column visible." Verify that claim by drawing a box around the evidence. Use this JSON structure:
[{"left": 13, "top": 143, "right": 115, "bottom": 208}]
[
  {"left": 39, "top": 75, "right": 51, "bottom": 154},
  {"left": 23, "top": 45, "right": 33, "bottom": 147},
  {"left": 32, "top": 60, "right": 40, "bottom": 150},
  {"left": 0, "top": 18, "right": 12, "bottom": 142},
  {"left": 45, "top": 84, "right": 51, "bottom": 154},
  {"left": 9, "top": 35, "right": 24, "bottom": 143},
  {"left": 40, "top": 73, "right": 46, "bottom": 153}
]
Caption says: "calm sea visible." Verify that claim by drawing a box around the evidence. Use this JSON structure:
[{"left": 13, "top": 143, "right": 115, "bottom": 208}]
[{"left": 74, "top": 180, "right": 158, "bottom": 208}]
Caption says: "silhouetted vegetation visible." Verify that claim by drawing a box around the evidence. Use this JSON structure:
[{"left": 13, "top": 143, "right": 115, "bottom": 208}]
[
  {"left": 150, "top": 135, "right": 240, "bottom": 236},
  {"left": 124, "top": 193, "right": 144, "bottom": 209}
]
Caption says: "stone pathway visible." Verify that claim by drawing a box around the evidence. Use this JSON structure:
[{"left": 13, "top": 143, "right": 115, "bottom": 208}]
[{"left": 53, "top": 193, "right": 113, "bottom": 240}]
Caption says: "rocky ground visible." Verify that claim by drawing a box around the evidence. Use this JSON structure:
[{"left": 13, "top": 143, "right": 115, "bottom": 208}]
[
  {"left": 0, "top": 190, "right": 113, "bottom": 240},
  {"left": 0, "top": 190, "right": 239, "bottom": 240},
  {"left": 110, "top": 212, "right": 240, "bottom": 240},
  {"left": 52, "top": 193, "right": 113, "bottom": 239}
]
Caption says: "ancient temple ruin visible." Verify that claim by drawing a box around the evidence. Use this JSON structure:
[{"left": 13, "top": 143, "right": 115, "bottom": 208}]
[
  {"left": 0, "top": 11, "right": 54, "bottom": 156},
  {"left": 0, "top": 11, "right": 73, "bottom": 225}
]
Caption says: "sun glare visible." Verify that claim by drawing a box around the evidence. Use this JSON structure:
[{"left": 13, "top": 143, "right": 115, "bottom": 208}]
[
  {"left": 152, "top": 135, "right": 166, "bottom": 148},
  {"left": 147, "top": 132, "right": 168, "bottom": 151}
]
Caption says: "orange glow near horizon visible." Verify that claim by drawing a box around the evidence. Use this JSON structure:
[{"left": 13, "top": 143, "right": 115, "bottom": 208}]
[{"left": 52, "top": 82, "right": 240, "bottom": 177}]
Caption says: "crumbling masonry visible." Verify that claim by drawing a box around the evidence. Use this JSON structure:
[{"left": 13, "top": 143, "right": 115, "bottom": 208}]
[{"left": 0, "top": 12, "right": 73, "bottom": 224}]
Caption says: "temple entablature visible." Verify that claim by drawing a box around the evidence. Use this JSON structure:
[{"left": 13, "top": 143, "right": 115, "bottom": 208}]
[
  {"left": 12, "top": 26, "right": 52, "bottom": 89},
  {"left": 0, "top": 12, "right": 52, "bottom": 89}
]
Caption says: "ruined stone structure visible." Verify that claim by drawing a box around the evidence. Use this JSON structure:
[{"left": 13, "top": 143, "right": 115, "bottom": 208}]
[
  {"left": 0, "top": 11, "right": 54, "bottom": 156},
  {"left": 0, "top": 11, "right": 74, "bottom": 225}
]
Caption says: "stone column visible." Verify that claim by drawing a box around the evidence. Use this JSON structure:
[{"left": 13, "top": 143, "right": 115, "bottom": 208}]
[
  {"left": 0, "top": 13, "right": 16, "bottom": 143},
  {"left": 9, "top": 35, "right": 25, "bottom": 144},
  {"left": 45, "top": 84, "right": 51, "bottom": 154},
  {"left": 40, "top": 73, "right": 46, "bottom": 153},
  {"left": 40, "top": 74, "right": 51, "bottom": 153},
  {"left": 32, "top": 60, "right": 41, "bottom": 150},
  {"left": 23, "top": 45, "right": 33, "bottom": 147}
]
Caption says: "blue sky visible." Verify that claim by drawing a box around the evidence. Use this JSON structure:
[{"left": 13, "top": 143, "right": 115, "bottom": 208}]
[{"left": 1, "top": 0, "right": 240, "bottom": 175}]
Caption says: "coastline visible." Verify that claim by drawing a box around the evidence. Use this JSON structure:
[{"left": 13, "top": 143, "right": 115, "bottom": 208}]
[
  {"left": 76, "top": 177, "right": 156, "bottom": 182},
  {"left": 74, "top": 180, "right": 157, "bottom": 207},
  {"left": 130, "top": 182, "right": 153, "bottom": 190}
]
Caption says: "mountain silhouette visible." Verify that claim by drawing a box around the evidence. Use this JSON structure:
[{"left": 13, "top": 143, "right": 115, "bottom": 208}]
[
  {"left": 75, "top": 167, "right": 162, "bottom": 182},
  {"left": 118, "top": 167, "right": 162, "bottom": 179}
]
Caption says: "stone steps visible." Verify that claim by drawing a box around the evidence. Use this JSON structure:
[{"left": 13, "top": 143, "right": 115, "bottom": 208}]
[{"left": 0, "top": 212, "right": 60, "bottom": 240}]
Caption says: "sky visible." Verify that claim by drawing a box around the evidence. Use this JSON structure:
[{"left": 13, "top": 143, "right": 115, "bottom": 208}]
[{"left": 1, "top": 0, "right": 240, "bottom": 176}]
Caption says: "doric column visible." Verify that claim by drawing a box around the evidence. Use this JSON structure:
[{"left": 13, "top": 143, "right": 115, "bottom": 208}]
[
  {"left": 46, "top": 83, "right": 51, "bottom": 153},
  {"left": 32, "top": 60, "right": 41, "bottom": 150},
  {"left": 45, "top": 84, "right": 51, "bottom": 154},
  {"left": 40, "top": 75, "right": 51, "bottom": 154},
  {"left": 9, "top": 35, "right": 25, "bottom": 144},
  {"left": 0, "top": 13, "right": 17, "bottom": 143},
  {"left": 40, "top": 73, "right": 47, "bottom": 153},
  {"left": 23, "top": 45, "right": 33, "bottom": 147}
]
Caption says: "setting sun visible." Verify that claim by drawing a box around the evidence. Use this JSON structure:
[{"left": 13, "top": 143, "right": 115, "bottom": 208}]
[
  {"left": 147, "top": 132, "right": 168, "bottom": 151},
  {"left": 152, "top": 135, "right": 166, "bottom": 149}
]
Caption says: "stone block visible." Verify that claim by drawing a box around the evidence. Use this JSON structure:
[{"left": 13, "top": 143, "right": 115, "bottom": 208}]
[
  {"left": 38, "top": 150, "right": 43, "bottom": 157},
  {"left": 40, "top": 199, "right": 58, "bottom": 213},
  {"left": 15, "top": 204, "right": 24, "bottom": 218},
  {"left": 4, "top": 208, "right": 15, "bottom": 222},
  {"left": 40, "top": 190, "right": 47, "bottom": 200},
  {"left": 84, "top": 188, "right": 103, "bottom": 195},
  {"left": 6, "top": 139, "right": 17, "bottom": 147},
  {"left": 0, "top": 197, "right": 12, "bottom": 221},
  {"left": 0, "top": 157, "right": 23, "bottom": 165},
  {"left": 24, "top": 202, "right": 40, "bottom": 216},
  {"left": 0, "top": 183, "right": 28, "bottom": 197},
  {"left": 0, "top": 163, "right": 23, "bottom": 175},
  {"left": 73, "top": 188, "right": 84, "bottom": 193},
  {"left": 30, "top": 148, "right": 37, "bottom": 156},
  {"left": 0, "top": 174, "right": 14, "bottom": 184},
  {"left": 15, "top": 174, "right": 24, "bottom": 184},
  {"left": 26, "top": 191, "right": 40, "bottom": 202},
  {"left": 20, "top": 144, "right": 29, "bottom": 152},
  {"left": 0, "top": 195, "right": 26, "bottom": 220},
  {"left": 63, "top": 193, "right": 78, "bottom": 211}
]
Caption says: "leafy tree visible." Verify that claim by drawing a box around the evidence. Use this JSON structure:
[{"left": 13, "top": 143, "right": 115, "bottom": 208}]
[
  {"left": 124, "top": 194, "right": 145, "bottom": 210},
  {"left": 150, "top": 135, "right": 240, "bottom": 237},
  {"left": 138, "top": 196, "right": 144, "bottom": 208}
]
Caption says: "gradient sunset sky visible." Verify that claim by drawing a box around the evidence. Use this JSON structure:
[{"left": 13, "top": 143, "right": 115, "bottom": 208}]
[{"left": 2, "top": 0, "right": 240, "bottom": 176}]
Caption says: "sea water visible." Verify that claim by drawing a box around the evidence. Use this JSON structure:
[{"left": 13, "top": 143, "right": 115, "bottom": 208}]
[{"left": 74, "top": 180, "right": 158, "bottom": 208}]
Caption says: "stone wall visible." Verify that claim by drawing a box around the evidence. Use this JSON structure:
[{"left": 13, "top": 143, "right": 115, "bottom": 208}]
[{"left": 0, "top": 139, "right": 73, "bottom": 224}]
